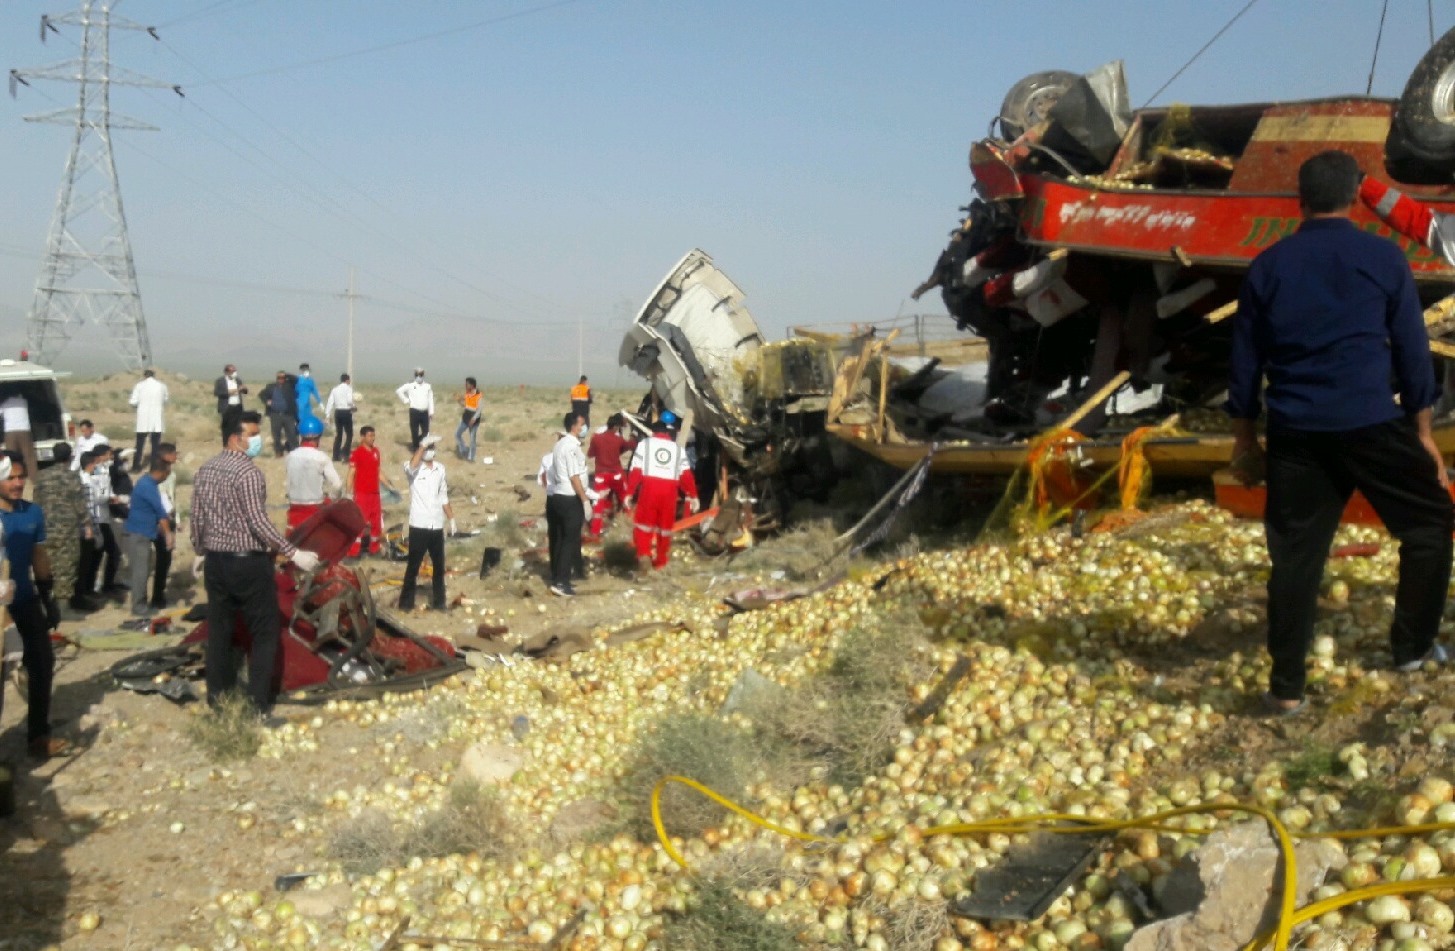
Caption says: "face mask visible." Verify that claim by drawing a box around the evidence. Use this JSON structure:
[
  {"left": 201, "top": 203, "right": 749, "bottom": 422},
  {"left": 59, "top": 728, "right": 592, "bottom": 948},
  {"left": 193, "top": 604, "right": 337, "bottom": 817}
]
[
  {"left": 301, "top": 370, "right": 310, "bottom": 378},
  {"left": 423, "top": 449, "right": 436, "bottom": 462},
  {"left": 415, "top": 374, "right": 424, "bottom": 381},
  {"left": 246, "top": 434, "right": 264, "bottom": 457}
]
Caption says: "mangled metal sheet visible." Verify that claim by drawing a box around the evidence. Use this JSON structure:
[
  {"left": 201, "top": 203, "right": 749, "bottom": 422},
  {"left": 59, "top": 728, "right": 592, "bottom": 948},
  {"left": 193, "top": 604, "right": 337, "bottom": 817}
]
[{"left": 619, "top": 249, "right": 765, "bottom": 435}]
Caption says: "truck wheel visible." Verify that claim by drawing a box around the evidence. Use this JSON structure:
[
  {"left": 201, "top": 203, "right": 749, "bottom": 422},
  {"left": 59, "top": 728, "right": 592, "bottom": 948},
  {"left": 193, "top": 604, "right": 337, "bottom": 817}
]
[
  {"left": 997, "top": 70, "right": 1079, "bottom": 141},
  {"left": 1391, "top": 26, "right": 1455, "bottom": 165}
]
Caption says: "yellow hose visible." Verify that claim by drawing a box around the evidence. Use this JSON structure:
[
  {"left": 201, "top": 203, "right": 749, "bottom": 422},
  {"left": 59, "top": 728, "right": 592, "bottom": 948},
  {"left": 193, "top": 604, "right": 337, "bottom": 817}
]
[{"left": 651, "top": 775, "right": 1455, "bottom": 951}]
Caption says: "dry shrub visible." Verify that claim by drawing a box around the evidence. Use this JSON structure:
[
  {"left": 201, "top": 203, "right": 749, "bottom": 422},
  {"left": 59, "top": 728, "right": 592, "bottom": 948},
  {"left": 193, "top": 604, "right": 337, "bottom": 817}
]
[
  {"left": 387, "top": 694, "right": 467, "bottom": 746},
  {"left": 882, "top": 898, "right": 952, "bottom": 951},
  {"left": 327, "top": 809, "right": 400, "bottom": 876},
  {"left": 662, "top": 879, "right": 798, "bottom": 951},
  {"left": 730, "top": 518, "right": 840, "bottom": 580},
  {"left": 698, "top": 845, "right": 800, "bottom": 893},
  {"left": 184, "top": 694, "right": 263, "bottom": 763},
  {"left": 328, "top": 780, "right": 516, "bottom": 876},
  {"left": 743, "top": 620, "right": 930, "bottom": 787},
  {"left": 619, "top": 714, "right": 757, "bottom": 840},
  {"left": 601, "top": 540, "right": 640, "bottom": 572},
  {"left": 483, "top": 507, "right": 529, "bottom": 548}
]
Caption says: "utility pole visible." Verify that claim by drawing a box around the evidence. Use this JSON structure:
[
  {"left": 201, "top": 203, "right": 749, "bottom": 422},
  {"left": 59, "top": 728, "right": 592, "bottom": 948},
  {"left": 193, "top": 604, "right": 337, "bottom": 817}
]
[
  {"left": 10, "top": 1, "right": 181, "bottom": 370},
  {"left": 341, "top": 268, "right": 358, "bottom": 380},
  {"left": 577, "top": 316, "right": 583, "bottom": 378}
]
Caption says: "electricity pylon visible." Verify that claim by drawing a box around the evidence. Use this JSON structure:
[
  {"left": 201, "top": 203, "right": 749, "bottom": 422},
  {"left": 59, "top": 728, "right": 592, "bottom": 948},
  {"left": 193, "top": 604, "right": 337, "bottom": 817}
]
[{"left": 10, "top": 1, "right": 180, "bottom": 370}]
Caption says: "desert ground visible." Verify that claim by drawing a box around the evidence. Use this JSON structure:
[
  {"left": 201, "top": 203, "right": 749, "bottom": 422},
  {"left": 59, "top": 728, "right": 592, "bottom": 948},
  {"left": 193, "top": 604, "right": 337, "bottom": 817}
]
[{"left": 2, "top": 370, "right": 1455, "bottom": 951}]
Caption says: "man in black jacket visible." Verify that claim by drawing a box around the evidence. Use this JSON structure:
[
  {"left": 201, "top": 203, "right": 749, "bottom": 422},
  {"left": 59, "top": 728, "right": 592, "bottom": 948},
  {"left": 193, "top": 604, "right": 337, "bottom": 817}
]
[
  {"left": 213, "top": 364, "right": 247, "bottom": 435},
  {"left": 258, "top": 371, "right": 299, "bottom": 457}
]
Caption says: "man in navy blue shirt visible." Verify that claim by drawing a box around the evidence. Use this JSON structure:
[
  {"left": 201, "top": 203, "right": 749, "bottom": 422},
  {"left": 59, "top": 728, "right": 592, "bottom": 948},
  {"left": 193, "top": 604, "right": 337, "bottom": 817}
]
[
  {"left": 1228, "top": 150, "right": 1454, "bottom": 713},
  {"left": 0, "top": 454, "right": 68, "bottom": 759}
]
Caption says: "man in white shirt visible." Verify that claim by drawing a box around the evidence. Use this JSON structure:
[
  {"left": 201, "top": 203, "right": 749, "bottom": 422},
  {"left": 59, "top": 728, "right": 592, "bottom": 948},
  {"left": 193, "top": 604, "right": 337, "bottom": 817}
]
[
  {"left": 0, "top": 390, "right": 38, "bottom": 488},
  {"left": 71, "top": 419, "right": 107, "bottom": 471},
  {"left": 398, "top": 434, "right": 455, "bottom": 611},
  {"left": 129, "top": 368, "right": 169, "bottom": 473},
  {"left": 324, "top": 373, "right": 358, "bottom": 462},
  {"left": 395, "top": 367, "right": 435, "bottom": 451},
  {"left": 284, "top": 420, "right": 343, "bottom": 532},
  {"left": 546, "top": 413, "right": 597, "bottom": 598}
]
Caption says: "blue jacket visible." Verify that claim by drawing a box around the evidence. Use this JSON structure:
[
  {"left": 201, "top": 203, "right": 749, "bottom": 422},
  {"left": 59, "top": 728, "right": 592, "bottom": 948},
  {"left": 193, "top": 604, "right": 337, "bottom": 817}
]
[
  {"left": 1227, "top": 217, "right": 1437, "bottom": 431},
  {"left": 123, "top": 473, "right": 169, "bottom": 540}
]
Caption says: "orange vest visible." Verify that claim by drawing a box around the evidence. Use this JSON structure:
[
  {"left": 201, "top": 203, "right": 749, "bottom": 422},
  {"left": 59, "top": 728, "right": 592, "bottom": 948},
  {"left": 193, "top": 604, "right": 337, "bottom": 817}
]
[
  {"left": 463, "top": 391, "right": 481, "bottom": 411},
  {"left": 570, "top": 383, "right": 591, "bottom": 401}
]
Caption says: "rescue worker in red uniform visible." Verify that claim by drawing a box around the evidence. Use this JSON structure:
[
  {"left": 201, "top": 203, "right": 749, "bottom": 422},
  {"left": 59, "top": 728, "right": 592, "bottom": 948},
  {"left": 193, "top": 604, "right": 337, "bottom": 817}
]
[
  {"left": 586, "top": 413, "right": 637, "bottom": 538},
  {"left": 1359, "top": 174, "right": 1455, "bottom": 413},
  {"left": 1359, "top": 175, "right": 1455, "bottom": 267},
  {"left": 345, "top": 426, "right": 397, "bottom": 557},
  {"left": 625, "top": 412, "right": 698, "bottom": 569}
]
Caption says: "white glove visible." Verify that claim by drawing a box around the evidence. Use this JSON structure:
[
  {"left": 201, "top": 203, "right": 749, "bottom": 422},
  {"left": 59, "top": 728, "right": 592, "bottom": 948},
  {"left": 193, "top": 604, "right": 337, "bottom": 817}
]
[
  {"left": 420, "top": 434, "right": 442, "bottom": 448},
  {"left": 687, "top": 496, "right": 701, "bottom": 514},
  {"left": 582, "top": 498, "right": 592, "bottom": 520},
  {"left": 191, "top": 555, "right": 205, "bottom": 578},
  {"left": 289, "top": 549, "right": 321, "bottom": 573},
  {"left": 585, "top": 488, "right": 601, "bottom": 502},
  {"left": 449, "top": 518, "right": 458, "bottom": 534},
  {"left": 116, "top": 494, "right": 131, "bottom": 505}
]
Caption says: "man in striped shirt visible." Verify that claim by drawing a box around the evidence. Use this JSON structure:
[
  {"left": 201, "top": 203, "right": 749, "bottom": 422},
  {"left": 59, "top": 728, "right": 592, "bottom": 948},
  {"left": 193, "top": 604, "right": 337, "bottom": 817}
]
[{"left": 190, "top": 411, "right": 320, "bottom": 714}]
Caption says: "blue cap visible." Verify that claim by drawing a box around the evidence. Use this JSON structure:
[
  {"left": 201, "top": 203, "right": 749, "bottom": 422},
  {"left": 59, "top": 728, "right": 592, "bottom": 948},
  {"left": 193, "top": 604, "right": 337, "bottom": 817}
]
[
  {"left": 660, "top": 410, "right": 679, "bottom": 429},
  {"left": 298, "top": 416, "right": 324, "bottom": 438}
]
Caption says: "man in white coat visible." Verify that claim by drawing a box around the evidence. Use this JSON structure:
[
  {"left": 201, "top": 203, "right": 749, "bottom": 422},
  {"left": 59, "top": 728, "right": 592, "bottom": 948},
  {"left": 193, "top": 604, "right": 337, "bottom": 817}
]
[{"left": 129, "top": 369, "right": 169, "bottom": 474}]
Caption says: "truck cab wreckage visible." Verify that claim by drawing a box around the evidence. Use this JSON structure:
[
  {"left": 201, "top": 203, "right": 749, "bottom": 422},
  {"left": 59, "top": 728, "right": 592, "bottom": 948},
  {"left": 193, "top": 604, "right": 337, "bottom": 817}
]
[
  {"left": 620, "top": 249, "right": 838, "bottom": 546},
  {"left": 838, "top": 34, "right": 1455, "bottom": 489}
]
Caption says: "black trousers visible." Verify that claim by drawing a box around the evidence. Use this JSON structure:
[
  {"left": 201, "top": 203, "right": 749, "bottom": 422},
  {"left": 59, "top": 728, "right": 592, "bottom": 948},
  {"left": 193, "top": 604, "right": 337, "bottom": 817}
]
[
  {"left": 546, "top": 494, "right": 585, "bottom": 587},
  {"left": 399, "top": 526, "right": 446, "bottom": 609},
  {"left": 133, "top": 432, "right": 161, "bottom": 471},
  {"left": 268, "top": 412, "right": 298, "bottom": 455},
  {"left": 203, "top": 552, "right": 282, "bottom": 713},
  {"left": 152, "top": 534, "right": 172, "bottom": 606},
  {"left": 3, "top": 599, "right": 54, "bottom": 742},
  {"left": 80, "top": 524, "right": 121, "bottom": 593},
  {"left": 332, "top": 409, "right": 354, "bottom": 461},
  {"left": 220, "top": 406, "right": 242, "bottom": 441},
  {"left": 571, "top": 400, "right": 591, "bottom": 430},
  {"left": 1266, "top": 418, "right": 1455, "bottom": 700},
  {"left": 409, "top": 409, "right": 431, "bottom": 450}
]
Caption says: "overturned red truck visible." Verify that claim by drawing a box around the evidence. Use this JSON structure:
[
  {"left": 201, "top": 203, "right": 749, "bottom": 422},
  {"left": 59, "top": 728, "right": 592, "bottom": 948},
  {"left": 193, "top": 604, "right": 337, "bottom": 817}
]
[{"left": 836, "top": 30, "right": 1455, "bottom": 480}]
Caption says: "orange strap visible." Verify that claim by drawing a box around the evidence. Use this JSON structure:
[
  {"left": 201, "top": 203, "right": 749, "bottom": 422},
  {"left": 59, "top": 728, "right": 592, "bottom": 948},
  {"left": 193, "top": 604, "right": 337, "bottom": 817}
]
[{"left": 1117, "top": 426, "right": 1158, "bottom": 511}]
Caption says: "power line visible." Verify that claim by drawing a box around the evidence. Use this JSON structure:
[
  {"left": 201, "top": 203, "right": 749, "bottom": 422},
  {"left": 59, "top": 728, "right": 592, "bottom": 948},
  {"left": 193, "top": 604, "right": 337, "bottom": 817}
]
[
  {"left": 1366, "top": 0, "right": 1390, "bottom": 95},
  {"left": 190, "top": 0, "right": 591, "bottom": 87},
  {"left": 1141, "top": 0, "right": 1263, "bottom": 108},
  {"left": 14, "top": 80, "right": 585, "bottom": 331},
  {"left": 155, "top": 37, "right": 572, "bottom": 318},
  {"left": 156, "top": 0, "right": 268, "bottom": 30}
]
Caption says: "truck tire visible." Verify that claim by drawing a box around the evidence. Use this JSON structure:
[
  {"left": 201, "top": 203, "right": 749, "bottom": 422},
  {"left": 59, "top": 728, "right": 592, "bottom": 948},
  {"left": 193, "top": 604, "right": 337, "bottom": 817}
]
[
  {"left": 998, "top": 70, "right": 1079, "bottom": 142},
  {"left": 1391, "top": 26, "right": 1455, "bottom": 165}
]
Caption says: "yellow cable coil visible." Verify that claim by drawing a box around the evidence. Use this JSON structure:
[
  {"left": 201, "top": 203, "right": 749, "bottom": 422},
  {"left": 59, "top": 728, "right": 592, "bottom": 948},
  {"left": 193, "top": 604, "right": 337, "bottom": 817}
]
[{"left": 652, "top": 774, "right": 1455, "bottom": 951}]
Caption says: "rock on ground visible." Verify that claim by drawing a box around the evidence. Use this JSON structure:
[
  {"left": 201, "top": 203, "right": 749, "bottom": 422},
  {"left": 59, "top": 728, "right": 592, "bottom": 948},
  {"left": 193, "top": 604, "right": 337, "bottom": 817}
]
[
  {"left": 458, "top": 741, "right": 525, "bottom": 786},
  {"left": 1128, "top": 820, "right": 1347, "bottom": 951}
]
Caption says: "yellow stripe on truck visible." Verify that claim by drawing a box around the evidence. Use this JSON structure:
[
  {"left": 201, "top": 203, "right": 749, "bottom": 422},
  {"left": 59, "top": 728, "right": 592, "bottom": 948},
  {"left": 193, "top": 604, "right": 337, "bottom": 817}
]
[{"left": 1250, "top": 115, "right": 1390, "bottom": 143}]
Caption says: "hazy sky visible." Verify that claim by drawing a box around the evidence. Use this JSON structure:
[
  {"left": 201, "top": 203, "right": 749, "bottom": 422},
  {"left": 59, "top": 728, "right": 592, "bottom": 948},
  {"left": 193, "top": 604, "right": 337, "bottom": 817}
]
[{"left": 0, "top": 0, "right": 1448, "bottom": 385}]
